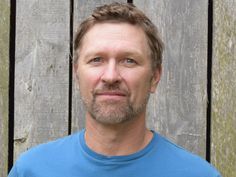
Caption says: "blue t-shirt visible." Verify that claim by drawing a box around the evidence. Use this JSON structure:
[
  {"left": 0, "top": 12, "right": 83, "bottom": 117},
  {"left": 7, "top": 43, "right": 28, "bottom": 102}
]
[{"left": 8, "top": 130, "right": 221, "bottom": 177}]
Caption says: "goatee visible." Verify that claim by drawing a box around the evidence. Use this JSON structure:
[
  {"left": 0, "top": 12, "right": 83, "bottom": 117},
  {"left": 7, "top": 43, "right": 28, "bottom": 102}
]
[{"left": 82, "top": 83, "right": 149, "bottom": 125}]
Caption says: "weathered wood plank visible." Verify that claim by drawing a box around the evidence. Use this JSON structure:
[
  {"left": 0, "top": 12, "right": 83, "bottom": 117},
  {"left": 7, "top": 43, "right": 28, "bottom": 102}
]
[
  {"left": 14, "top": 0, "right": 70, "bottom": 160},
  {"left": 211, "top": 0, "right": 236, "bottom": 176},
  {"left": 72, "top": 0, "right": 127, "bottom": 132},
  {"left": 0, "top": 0, "right": 10, "bottom": 175},
  {"left": 134, "top": 0, "right": 208, "bottom": 157}
]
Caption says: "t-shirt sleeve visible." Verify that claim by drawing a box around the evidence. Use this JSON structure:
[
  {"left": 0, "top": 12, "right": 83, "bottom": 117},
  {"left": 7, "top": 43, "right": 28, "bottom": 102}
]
[
  {"left": 211, "top": 167, "right": 222, "bottom": 177},
  {"left": 8, "top": 161, "right": 19, "bottom": 177},
  {"left": 215, "top": 172, "right": 222, "bottom": 177}
]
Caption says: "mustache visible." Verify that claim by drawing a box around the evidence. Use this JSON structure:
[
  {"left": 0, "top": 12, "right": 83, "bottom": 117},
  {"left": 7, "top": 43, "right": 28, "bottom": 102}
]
[{"left": 92, "top": 83, "right": 130, "bottom": 96}]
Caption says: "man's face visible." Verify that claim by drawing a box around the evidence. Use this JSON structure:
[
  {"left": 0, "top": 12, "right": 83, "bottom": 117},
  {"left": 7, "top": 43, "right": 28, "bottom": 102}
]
[{"left": 74, "top": 22, "right": 161, "bottom": 124}]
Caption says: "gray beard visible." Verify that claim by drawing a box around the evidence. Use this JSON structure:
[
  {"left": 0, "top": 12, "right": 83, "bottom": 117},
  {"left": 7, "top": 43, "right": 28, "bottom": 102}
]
[{"left": 84, "top": 94, "right": 150, "bottom": 125}]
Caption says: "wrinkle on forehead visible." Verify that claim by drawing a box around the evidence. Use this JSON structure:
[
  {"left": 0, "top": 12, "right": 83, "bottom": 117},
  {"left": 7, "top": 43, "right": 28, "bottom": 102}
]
[{"left": 79, "top": 22, "right": 151, "bottom": 60}]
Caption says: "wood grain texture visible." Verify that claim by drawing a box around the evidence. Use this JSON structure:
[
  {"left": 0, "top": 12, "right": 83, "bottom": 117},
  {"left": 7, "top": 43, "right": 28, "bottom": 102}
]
[
  {"left": 211, "top": 0, "right": 236, "bottom": 176},
  {"left": 134, "top": 0, "right": 208, "bottom": 157},
  {"left": 72, "top": 0, "right": 126, "bottom": 132},
  {"left": 0, "top": 0, "right": 10, "bottom": 175},
  {"left": 14, "top": 0, "right": 70, "bottom": 160}
]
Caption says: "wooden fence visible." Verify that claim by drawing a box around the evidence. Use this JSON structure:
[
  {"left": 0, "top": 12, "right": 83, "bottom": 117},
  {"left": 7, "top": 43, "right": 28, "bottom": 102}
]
[{"left": 0, "top": 0, "right": 235, "bottom": 177}]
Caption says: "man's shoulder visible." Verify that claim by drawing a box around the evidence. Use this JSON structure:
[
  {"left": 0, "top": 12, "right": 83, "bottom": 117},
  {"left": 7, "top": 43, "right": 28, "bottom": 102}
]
[
  {"left": 8, "top": 131, "right": 84, "bottom": 177},
  {"left": 153, "top": 132, "right": 221, "bottom": 177},
  {"left": 16, "top": 131, "right": 82, "bottom": 166}
]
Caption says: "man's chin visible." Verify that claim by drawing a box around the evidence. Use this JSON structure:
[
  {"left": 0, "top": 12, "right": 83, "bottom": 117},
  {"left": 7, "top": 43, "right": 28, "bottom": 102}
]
[
  {"left": 91, "top": 114, "right": 132, "bottom": 125},
  {"left": 90, "top": 105, "right": 134, "bottom": 125},
  {"left": 96, "top": 98, "right": 127, "bottom": 105}
]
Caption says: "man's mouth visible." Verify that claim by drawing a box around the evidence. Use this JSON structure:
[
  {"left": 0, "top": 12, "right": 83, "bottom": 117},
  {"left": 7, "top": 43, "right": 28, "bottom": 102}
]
[
  {"left": 96, "top": 91, "right": 126, "bottom": 96},
  {"left": 94, "top": 90, "right": 128, "bottom": 101}
]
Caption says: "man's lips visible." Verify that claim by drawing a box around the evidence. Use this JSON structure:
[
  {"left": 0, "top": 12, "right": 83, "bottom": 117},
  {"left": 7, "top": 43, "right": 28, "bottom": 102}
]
[
  {"left": 94, "top": 90, "right": 128, "bottom": 101},
  {"left": 95, "top": 91, "right": 127, "bottom": 97}
]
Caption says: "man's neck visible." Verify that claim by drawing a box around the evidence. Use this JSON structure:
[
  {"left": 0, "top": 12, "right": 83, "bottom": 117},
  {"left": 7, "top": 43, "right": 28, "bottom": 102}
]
[{"left": 84, "top": 113, "right": 153, "bottom": 156}]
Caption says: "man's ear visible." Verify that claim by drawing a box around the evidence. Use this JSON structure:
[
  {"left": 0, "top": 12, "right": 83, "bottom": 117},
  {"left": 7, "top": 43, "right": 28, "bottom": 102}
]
[
  {"left": 73, "top": 62, "right": 80, "bottom": 85},
  {"left": 150, "top": 66, "right": 162, "bottom": 93}
]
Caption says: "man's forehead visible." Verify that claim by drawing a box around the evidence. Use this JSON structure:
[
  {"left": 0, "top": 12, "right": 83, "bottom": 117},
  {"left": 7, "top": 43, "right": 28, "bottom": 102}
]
[
  {"left": 79, "top": 22, "right": 149, "bottom": 52},
  {"left": 85, "top": 22, "right": 143, "bottom": 35},
  {"left": 80, "top": 23, "right": 149, "bottom": 58}
]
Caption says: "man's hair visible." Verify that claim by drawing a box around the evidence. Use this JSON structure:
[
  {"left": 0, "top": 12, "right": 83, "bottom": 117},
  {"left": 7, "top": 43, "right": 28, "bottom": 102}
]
[{"left": 74, "top": 2, "right": 164, "bottom": 70}]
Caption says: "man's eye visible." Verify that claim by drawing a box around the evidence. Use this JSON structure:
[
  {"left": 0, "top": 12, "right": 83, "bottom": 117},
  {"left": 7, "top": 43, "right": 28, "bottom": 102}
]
[
  {"left": 123, "top": 58, "right": 137, "bottom": 65},
  {"left": 89, "top": 57, "right": 102, "bottom": 63},
  {"left": 126, "top": 58, "right": 135, "bottom": 63}
]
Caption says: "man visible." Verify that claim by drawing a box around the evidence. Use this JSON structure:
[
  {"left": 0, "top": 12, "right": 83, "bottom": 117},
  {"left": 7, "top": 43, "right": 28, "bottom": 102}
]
[{"left": 9, "top": 3, "right": 221, "bottom": 177}]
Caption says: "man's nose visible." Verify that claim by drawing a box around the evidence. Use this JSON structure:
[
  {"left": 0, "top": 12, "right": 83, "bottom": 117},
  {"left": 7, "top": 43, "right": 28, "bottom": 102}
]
[{"left": 101, "top": 60, "right": 121, "bottom": 84}]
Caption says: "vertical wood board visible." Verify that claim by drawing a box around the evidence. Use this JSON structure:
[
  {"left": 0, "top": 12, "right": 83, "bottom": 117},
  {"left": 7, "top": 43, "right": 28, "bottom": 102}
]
[
  {"left": 134, "top": 0, "right": 208, "bottom": 157},
  {"left": 72, "top": 0, "right": 127, "bottom": 132},
  {"left": 211, "top": 0, "right": 236, "bottom": 176},
  {"left": 0, "top": 0, "right": 10, "bottom": 176},
  {"left": 14, "top": 0, "right": 70, "bottom": 160}
]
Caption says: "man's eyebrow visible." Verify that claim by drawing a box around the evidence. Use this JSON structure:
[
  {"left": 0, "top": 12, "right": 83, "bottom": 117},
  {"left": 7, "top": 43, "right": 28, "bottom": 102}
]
[
  {"left": 82, "top": 49, "right": 145, "bottom": 59},
  {"left": 82, "top": 50, "right": 104, "bottom": 59}
]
